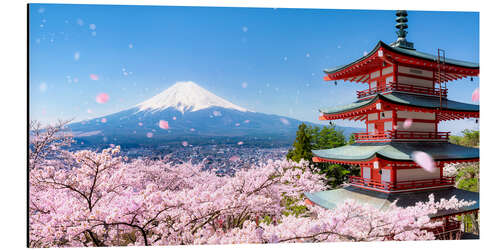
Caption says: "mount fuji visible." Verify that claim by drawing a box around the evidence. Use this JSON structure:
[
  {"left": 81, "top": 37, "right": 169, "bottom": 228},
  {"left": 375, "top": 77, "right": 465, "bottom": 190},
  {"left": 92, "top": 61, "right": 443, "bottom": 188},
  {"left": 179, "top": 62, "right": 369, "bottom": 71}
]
[{"left": 69, "top": 81, "right": 360, "bottom": 147}]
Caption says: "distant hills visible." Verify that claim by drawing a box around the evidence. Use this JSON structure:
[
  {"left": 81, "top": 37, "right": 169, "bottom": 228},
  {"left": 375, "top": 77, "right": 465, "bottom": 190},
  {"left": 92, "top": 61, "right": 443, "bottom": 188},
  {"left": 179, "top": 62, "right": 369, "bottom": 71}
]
[{"left": 68, "top": 81, "right": 361, "bottom": 148}]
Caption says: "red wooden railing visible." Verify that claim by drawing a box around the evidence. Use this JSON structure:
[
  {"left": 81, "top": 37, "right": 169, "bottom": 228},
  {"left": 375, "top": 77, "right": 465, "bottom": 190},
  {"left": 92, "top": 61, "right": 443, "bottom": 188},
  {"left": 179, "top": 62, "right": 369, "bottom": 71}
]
[
  {"left": 357, "top": 82, "right": 448, "bottom": 99},
  {"left": 353, "top": 130, "right": 450, "bottom": 142},
  {"left": 349, "top": 176, "right": 455, "bottom": 191},
  {"left": 426, "top": 218, "right": 462, "bottom": 239}
]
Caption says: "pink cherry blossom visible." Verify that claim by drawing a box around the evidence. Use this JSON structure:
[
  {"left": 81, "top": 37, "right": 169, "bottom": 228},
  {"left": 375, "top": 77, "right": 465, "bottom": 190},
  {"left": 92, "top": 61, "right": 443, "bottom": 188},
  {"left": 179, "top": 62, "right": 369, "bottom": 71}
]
[
  {"left": 229, "top": 155, "right": 241, "bottom": 162},
  {"left": 403, "top": 118, "right": 413, "bottom": 129},
  {"left": 101, "top": 118, "right": 107, "bottom": 123},
  {"left": 28, "top": 121, "right": 475, "bottom": 247},
  {"left": 89, "top": 74, "right": 99, "bottom": 80},
  {"left": 411, "top": 151, "right": 437, "bottom": 172},
  {"left": 182, "top": 141, "right": 189, "bottom": 147},
  {"left": 95, "top": 93, "right": 109, "bottom": 104},
  {"left": 472, "top": 88, "right": 479, "bottom": 102},
  {"left": 173, "top": 116, "right": 177, "bottom": 120},
  {"left": 138, "top": 122, "right": 143, "bottom": 126},
  {"left": 237, "top": 141, "right": 244, "bottom": 145},
  {"left": 158, "top": 120, "right": 169, "bottom": 130},
  {"left": 146, "top": 132, "right": 153, "bottom": 138}
]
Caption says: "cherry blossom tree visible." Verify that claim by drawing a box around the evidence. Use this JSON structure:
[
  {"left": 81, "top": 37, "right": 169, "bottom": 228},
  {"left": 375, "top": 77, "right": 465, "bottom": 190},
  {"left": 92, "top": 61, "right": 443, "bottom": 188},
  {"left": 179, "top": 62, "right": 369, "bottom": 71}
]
[{"left": 29, "top": 121, "right": 475, "bottom": 247}]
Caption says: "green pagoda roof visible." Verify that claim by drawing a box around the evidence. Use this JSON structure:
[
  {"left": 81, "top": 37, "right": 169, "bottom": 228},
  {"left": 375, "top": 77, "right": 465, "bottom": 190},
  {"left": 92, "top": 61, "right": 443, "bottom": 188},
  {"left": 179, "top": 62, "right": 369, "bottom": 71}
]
[
  {"left": 304, "top": 186, "right": 479, "bottom": 218},
  {"left": 312, "top": 142, "right": 479, "bottom": 162},
  {"left": 319, "top": 92, "right": 479, "bottom": 115},
  {"left": 324, "top": 41, "right": 479, "bottom": 74}
]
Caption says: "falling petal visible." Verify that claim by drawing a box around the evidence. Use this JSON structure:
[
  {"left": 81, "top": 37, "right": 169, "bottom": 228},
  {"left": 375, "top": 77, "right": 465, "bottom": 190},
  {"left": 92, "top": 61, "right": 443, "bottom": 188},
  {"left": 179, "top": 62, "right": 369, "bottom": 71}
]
[
  {"left": 213, "top": 111, "right": 222, "bottom": 117},
  {"left": 89, "top": 24, "right": 96, "bottom": 30},
  {"left": 146, "top": 132, "right": 153, "bottom": 138},
  {"left": 173, "top": 116, "right": 177, "bottom": 120},
  {"left": 393, "top": 125, "right": 398, "bottom": 130},
  {"left": 403, "top": 118, "right": 413, "bottom": 129},
  {"left": 158, "top": 120, "right": 169, "bottom": 129},
  {"left": 189, "top": 128, "right": 195, "bottom": 132},
  {"left": 280, "top": 118, "right": 290, "bottom": 125},
  {"left": 241, "top": 82, "right": 248, "bottom": 88},
  {"left": 138, "top": 122, "right": 143, "bottom": 126},
  {"left": 110, "top": 144, "right": 115, "bottom": 147},
  {"left": 411, "top": 151, "right": 436, "bottom": 172},
  {"left": 182, "top": 141, "right": 189, "bottom": 147},
  {"left": 90, "top": 74, "right": 99, "bottom": 80},
  {"left": 128, "top": 43, "right": 133, "bottom": 48},
  {"left": 39, "top": 82, "right": 47, "bottom": 92},
  {"left": 472, "top": 88, "right": 479, "bottom": 102},
  {"left": 95, "top": 93, "right": 109, "bottom": 104},
  {"left": 101, "top": 118, "right": 107, "bottom": 123},
  {"left": 229, "top": 155, "right": 241, "bottom": 162},
  {"left": 235, "top": 123, "right": 240, "bottom": 127},
  {"left": 244, "top": 120, "right": 250, "bottom": 123},
  {"left": 237, "top": 141, "right": 244, "bottom": 145},
  {"left": 74, "top": 51, "right": 80, "bottom": 61}
]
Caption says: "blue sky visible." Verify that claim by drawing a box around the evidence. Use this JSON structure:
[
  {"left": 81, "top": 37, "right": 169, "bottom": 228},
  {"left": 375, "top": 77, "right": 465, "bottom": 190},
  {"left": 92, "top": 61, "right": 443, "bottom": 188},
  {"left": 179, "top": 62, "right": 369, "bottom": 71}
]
[{"left": 29, "top": 4, "right": 479, "bottom": 134}]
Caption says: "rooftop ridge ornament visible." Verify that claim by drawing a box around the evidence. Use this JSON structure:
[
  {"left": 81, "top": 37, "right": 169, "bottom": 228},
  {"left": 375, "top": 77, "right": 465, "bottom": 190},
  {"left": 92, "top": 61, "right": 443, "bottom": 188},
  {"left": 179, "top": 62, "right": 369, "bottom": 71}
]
[{"left": 390, "top": 10, "right": 415, "bottom": 50}]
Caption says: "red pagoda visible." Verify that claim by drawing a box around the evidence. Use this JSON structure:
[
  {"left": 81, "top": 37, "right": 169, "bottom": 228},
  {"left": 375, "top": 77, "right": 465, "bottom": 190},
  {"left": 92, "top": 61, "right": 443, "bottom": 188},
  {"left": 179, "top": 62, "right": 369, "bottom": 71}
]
[{"left": 305, "top": 10, "right": 479, "bottom": 239}]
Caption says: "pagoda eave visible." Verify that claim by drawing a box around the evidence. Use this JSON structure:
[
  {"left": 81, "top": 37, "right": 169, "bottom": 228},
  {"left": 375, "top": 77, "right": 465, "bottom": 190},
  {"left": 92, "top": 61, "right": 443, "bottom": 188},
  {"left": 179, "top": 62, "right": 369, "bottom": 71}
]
[{"left": 323, "top": 41, "right": 479, "bottom": 84}]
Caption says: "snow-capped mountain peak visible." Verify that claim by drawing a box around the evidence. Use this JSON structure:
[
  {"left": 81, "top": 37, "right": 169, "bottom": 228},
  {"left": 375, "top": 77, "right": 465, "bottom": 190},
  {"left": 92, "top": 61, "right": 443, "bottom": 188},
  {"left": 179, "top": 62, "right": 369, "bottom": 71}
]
[{"left": 136, "top": 81, "right": 249, "bottom": 113}]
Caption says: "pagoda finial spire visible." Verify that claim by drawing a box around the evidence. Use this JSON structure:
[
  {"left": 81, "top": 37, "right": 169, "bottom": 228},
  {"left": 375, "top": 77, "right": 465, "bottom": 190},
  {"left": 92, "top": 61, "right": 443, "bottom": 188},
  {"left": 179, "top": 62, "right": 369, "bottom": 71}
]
[{"left": 390, "top": 10, "right": 415, "bottom": 50}]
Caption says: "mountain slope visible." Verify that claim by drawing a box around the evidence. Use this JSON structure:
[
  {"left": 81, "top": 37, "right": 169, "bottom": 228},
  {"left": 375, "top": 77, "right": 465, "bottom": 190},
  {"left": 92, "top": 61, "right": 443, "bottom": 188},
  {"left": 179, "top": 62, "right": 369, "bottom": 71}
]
[{"left": 69, "top": 81, "right": 361, "bottom": 147}]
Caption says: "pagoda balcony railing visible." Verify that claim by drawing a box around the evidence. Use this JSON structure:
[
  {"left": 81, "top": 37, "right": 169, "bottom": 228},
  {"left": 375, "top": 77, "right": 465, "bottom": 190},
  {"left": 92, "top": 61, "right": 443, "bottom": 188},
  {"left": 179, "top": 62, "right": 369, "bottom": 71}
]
[
  {"left": 357, "top": 82, "right": 448, "bottom": 99},
  {"left": 353, "top": 130, "right": 450, "bottom": 142},
  {"left": 349, "top": 176, "right": 455, "bottom": 191}
]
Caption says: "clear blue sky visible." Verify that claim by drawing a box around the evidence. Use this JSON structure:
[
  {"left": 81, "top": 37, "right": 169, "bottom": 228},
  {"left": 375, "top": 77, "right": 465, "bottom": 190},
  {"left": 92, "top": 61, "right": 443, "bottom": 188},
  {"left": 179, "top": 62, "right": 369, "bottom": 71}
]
[{"left": 29, "top": 4, "right": 479, "bottom": 134}]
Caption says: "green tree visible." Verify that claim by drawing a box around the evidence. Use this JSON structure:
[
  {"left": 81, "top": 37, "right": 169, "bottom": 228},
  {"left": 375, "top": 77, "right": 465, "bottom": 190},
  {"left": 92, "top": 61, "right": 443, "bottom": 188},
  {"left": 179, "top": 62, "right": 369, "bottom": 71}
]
[
  {"left": 287, "top": 123, "right": 356, "bottom": 188},
  {"left": 286, "top": 123, "right": 313, "bottom": 163},
  {"left": 450, "top": 129, "right": 479, "bottom": 147}
]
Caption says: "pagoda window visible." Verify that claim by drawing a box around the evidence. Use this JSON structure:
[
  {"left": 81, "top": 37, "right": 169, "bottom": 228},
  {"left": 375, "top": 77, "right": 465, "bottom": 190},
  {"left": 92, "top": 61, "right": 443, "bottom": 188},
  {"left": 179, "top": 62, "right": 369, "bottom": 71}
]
[
  {"left": 381, "top": 169, "right": 391, "bottom": 183},
  {"left": 398, "top": 75, "right": 433, "bottom": 88},
  {"left": 384, "top": 121, "right": 392, "bottom": 131},
  {"left": 398, "top": 65, "right": 433, "bottom": 78},
  {"left": 380, "top": 111, "right": 392, "bottom": 119},
  {"left": 367, "top": 123, "right": 375, "bottom": 132},
  {"left": 397, "top": 111, "right": 435, "bottom": 120},
  {"left": 367, "top": 113, "right": 378, "bottom": 121},
  {"left": 362, "top": 167, "right": 371, "bottom": 179},
  {"left": 370, "top": 70, "right": 380, "bottom": 79},
  {"left": 382, "top": 66, "right": 394, "bottom": 76},
  {"left": 397, "top": 168, "right": 439, "bottom": 182}
]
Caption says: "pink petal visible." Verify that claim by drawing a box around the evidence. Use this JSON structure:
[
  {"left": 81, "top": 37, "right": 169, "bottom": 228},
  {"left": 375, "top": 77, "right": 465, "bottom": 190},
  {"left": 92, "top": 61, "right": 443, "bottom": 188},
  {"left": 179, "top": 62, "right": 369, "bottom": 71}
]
[
  {"left": 101, "top": 118, "right": 107, "bottom": 123},
  {"left": 244, "top": 120, "right": 250, "bottom": 123},
  {"left": 146, "top": 132, "right": 153, "bottom": 138},
  {"left": 173, "top": 116, "right": 177, "bottom": 120},
  {"left": 189, "top": 128, "right": 195, "bottom": 132},
  {"left": 235, "top": 123, "right": 240, "bottom": 127},
  {"left": 472, "top": 88, "right": 479, "bottom": 102},
  {"left": 181, "top": 141, "right": 188, "bottom": 147},
  {"left": 403, "top": 118, "right": 413, "bottom": 129},
  {"left": 237, "top": 141, "right": 244, "bottom": 145},
  {"left": 411, "top": 151, "right": 436, "bottom": 172},
  {"left": 138, "top": 122, "right": 143, "bottom": 126},
  {"left": 280, "top": 118, "right": 290, "bottom": 125},
  {"left": 158, "top": 120, "right": 169, "bottom": 130},
  {"left": 89, "top": 74, "right": 99, "bottom": 80},
  {"left": 229, "top": 155, "right": 241, "bottom": 162},
  {"left": 95, "top": 93, "right": 109, "bottom": 104}
]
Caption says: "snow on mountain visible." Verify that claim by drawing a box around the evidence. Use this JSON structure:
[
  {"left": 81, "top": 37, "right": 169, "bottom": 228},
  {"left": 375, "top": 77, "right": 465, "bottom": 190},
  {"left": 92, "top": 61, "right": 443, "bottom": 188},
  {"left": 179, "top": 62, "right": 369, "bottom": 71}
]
[{"left": 135, "top": 81, "right": 249, "bottom": 113}]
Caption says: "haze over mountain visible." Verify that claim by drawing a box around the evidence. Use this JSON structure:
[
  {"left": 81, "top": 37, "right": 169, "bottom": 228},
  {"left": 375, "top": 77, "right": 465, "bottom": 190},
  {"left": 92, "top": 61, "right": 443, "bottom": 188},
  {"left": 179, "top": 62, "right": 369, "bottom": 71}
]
[{"left": 69, "top": 81, "right": 360, "bottom": 147}]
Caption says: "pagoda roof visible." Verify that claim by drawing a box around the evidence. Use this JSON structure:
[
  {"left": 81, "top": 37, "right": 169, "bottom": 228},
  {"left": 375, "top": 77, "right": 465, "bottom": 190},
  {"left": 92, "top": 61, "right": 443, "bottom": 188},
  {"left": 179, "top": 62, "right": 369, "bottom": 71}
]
[
  {"left": 319, "top": 92, "right": 479, "bottom": 115},
  {"left": 304, "top": 186, "right": 479, "bottom": 218},
  {"left": 323, "top": 41, "right": 479, "bottom": 83},
  {"left": 311, "top": 141, "right": 479, "bottom": 162}
]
